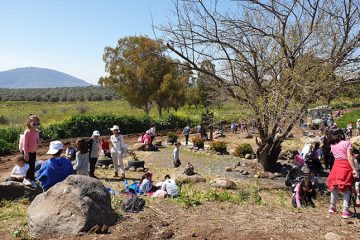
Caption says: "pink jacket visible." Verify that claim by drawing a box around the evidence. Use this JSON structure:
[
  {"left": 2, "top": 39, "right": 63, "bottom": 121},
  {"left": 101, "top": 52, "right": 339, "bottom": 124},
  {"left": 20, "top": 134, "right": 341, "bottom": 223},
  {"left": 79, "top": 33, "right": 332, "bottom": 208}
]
[{"left": 23, "top": 129, "right": 40, "bottom": 155}]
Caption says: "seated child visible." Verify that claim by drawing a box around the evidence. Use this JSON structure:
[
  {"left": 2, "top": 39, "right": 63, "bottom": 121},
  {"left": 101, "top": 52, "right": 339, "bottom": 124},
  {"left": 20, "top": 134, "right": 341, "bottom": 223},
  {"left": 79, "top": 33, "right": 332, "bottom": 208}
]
[
  {"left": 73, "top": 139, "right": 89, "bottom": 175},
  {"left": 292, "top": 178, "right": 316, "bottom": 208},
  {"left": 161, "top": 175, "right": 179, "bottom": 197},
  {"left": 64, "top": 141, "right": 77, "bottom": 161},
  {"left": 6, "top": 156, "right": 29, "bottom": 182},
  {"left": 36, "top": 141, "right": 73, "bottom": 191},
  {"left": 293, "top": 150, "right": 304, "bottom": 168},
  {"left": 139, "top": 172, "right": 153, "bottom": 195}
]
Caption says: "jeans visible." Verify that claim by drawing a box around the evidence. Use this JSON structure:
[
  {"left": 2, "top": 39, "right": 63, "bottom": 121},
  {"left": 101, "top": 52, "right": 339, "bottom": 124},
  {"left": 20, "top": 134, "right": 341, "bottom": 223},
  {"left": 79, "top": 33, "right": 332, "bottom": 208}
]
[
  {"left": 89, "top": 158, "right": 98, "bottom": 176},
  {"left": 185, "top": 135, "right": 189, "bottom": 145},
  {"left": 25, "top": 152, "right": 36, "bottom": 180}
]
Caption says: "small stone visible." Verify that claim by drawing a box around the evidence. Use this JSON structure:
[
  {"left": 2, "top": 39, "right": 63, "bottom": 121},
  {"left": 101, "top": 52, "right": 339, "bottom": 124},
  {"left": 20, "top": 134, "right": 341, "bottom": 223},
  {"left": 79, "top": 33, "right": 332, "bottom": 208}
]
[
  {"left": 161, "top": 221, "right": 170, "bottom": 227},
  {"left": 101, "top": 165, "right": 107, "bottom": 169},
  {"left": 250, "top": 154, "right": 256, "bottom": 159},
  {"left": 199, "top": 148, "right": 204, "bottom": 151},
  {"left": 193, "top": 147, "right": 199, "bottom": 151},
  {"left": 136, "top": 167, "right": 144, "bottom": 172},
  {"left": 324, "top": 232, "right": 343, "bottom": 240},
  {"left": 254, "top": 175, "right": 259, "bottom": 178},
  {"left": 216, "top": 152, "right": 221, "bottom": 155},
  {"left": 241, "top": 163, "right": 246, "bottom": 167},
  {"left": 241, "top": 170, "right": 249, "bottom": 175},
  {"left": 225, "top": 167, "right": 233, "bottom": 172},
  {"left": 192, "top": 233, "right": 197, "bottom": 237},
  {"left": 244, "top": 154, "right": 251, "bottom": 159},
  {"left": 108, "top": 164, "right": 114, "bottom": 169},
  {"left": 129, "top": 167, "right": 136, "bottom": 172}
]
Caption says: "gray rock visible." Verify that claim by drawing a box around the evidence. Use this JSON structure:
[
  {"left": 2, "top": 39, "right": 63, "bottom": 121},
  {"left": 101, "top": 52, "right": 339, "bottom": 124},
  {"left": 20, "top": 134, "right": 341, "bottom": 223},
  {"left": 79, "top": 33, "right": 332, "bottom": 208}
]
[
  {"left": 177, "top": 174, "right": 206, "bottom": 184},
  {"left": 28, "top": 175, "right": 117, "bottom": 237},
  {"left": 241, "top": 170, "right": 249, "bottom": 175},
  {"left": 325, "top": 232, "right": 343, "bottom": 240},
  {"left": 210, "top": 178, "right": 237, "bottom": 189},
  {"left": 0, "top": 181, "right": 42, "bottom": 201},
  {"left": 133, "top": 143, "right": 146, "bottom": 151},
  {"left": 244, "top": 154, "right": 251, "bottom": 159}
]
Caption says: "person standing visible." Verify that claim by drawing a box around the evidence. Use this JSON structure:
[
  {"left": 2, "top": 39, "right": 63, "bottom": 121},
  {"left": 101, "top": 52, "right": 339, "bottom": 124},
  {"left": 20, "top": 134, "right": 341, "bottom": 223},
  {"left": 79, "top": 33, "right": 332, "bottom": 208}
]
[
  {"left": 109, "top": 125, "right": 126, "bottom": 180},
  {"left": 327, "top": 129, "right": 358, "bottom": 219},
  {"left": 173, "top": 142, "right": 181, "bottom": 168},
  {"left": 22, "top": 114, "right": 41, "bottom": 188},
  {"left": 87, "top": 130, "right": 100, "bottom": 178},
  {"left": 182, "top": 126, "right": 191, "bottom": 145}
]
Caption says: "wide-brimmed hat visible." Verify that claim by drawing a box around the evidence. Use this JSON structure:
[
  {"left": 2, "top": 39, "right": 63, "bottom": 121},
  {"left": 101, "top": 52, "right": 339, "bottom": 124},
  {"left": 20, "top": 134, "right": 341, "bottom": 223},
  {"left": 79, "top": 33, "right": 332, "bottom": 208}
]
[
  {"left": 110, "top": 125, "right": 120, "bottom": 131},
  {"left": 47, "top": 141, "right": 63, "bottom": 154},
  {"left": 92, "top": 130, "right": 100, "bottom": 137}
]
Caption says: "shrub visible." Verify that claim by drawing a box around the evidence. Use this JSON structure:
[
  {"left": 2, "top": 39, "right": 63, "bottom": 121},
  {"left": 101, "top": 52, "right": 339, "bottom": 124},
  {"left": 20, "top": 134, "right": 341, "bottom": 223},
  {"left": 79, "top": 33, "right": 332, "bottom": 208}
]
[
  {"left": 191, "top": 135, "right": 204, "bottom": 148},
  {"left": 234, "top": 143, "right": 253, "bottom": 157},
  {"left": 0, "top": 115, "right": 9, "bottom": 125},
  {"left": 210, "top": 140, "right": 227, "bottom": 153},
  {"left": 167, "top": 131, "right": 178, "bottom": 142},
  {"left": 0, "top": 139, "right": 14, "bottom": 156},
  {"left": 0, "top": 127, "right": 22, "bottom": 145},
  {"left": 336, "top": 110, "right": 360, "bottom": 129}
]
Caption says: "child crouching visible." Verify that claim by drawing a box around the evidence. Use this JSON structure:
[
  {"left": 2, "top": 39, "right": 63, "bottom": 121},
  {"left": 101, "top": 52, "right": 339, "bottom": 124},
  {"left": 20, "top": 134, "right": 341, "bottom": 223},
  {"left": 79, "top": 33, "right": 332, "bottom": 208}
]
[{"left": 292, "top": 178, "right": 316, "bottom": 208}]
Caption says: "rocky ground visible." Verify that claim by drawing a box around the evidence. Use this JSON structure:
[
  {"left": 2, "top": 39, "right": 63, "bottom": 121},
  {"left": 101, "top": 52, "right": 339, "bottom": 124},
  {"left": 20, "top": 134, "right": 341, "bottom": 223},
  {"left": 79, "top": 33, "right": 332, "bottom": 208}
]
[{"left": 0, "top": 130, "right": 360, "bottom": 240}]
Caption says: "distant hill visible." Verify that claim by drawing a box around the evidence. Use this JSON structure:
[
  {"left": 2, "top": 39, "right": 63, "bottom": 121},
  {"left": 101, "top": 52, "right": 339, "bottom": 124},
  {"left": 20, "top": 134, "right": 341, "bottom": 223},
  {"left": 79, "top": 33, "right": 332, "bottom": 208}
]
[{"left": 0, "top": 67, "right": 91, "bottom": 88}]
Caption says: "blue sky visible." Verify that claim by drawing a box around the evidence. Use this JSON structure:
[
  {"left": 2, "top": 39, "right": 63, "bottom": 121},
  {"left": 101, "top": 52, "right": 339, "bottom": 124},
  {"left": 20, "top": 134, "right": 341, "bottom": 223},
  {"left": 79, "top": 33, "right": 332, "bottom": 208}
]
[{"left": 0, "top": 0, "right": 173, "bottom": 84}]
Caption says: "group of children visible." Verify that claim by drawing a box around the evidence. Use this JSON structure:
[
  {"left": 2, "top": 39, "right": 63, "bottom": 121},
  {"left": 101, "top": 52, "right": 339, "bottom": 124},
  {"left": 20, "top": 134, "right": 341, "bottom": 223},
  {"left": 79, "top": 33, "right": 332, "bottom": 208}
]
[{"left": 290, "top": 129, "right": 360, "bottom": 219}]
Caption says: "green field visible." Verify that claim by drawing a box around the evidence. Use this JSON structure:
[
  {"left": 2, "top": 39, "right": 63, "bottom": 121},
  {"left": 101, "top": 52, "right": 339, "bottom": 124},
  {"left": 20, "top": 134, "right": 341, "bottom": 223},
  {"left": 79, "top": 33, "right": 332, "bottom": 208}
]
[{"left": 0, "top": 100, "right": 250, "bottom": 127}]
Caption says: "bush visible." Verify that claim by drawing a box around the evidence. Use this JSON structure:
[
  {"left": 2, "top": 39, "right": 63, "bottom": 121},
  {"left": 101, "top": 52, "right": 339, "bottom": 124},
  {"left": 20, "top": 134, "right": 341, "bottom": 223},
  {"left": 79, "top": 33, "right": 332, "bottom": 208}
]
[
  {"left": 191, "top": 135, "right": 204, "bottom": 148},
  {"left": 210, "top": 140, "right": 227, "bottom": 153},
  {"left": 336, "top": 110, "right": 360, "bottom": 128},
  {"left": 234, "top": 143, "right": 253, "bottom": 157},
  {"left": 0, "top": 139, "right": 14, "bottom": 156},
  {"left": 0, "top": 115, "right": 9, "bottom": 125},
  {"left": 167, "top": 131, "right": 178, "bottom": 142},
  {"left": 0, "top": 127, "right": 22, "bottom": 145}
]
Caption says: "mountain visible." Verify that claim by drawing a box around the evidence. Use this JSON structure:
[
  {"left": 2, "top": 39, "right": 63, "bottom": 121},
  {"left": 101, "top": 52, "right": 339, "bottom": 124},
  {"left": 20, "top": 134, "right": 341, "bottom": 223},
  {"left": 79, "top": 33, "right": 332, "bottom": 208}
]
[{"left": 0, "top": 67, "right": 91, "bottom": 88}]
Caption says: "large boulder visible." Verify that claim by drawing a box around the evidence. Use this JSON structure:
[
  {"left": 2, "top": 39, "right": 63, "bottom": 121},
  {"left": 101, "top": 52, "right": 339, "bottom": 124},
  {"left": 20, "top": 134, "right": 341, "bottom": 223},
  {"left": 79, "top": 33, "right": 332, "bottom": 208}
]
[
  {"left": 176, "top": 174, "right": 206, "bottom": 184},
  {"left": 133, "top": 143, "right": 146, "bottom": 151},
  {"left": 210, "top": 178, "right": 237, "bottom": 189},
  {"left": 28, "top": 175, "right": 118, "bottom": 237},
  {"left": 0, "top": 181, "right": 42, "bottom": 200}
]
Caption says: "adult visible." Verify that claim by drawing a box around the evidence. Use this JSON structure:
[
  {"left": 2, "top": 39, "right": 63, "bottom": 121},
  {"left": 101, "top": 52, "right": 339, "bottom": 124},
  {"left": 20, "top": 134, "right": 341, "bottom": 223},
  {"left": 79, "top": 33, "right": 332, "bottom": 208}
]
[
  {"left": 87, "top": 130, "right": 101, "bottom": 178},
  {"left": 109, "top": 125, "right": 126, "bottom": 179},
  {"left": 182, "top": 125, "right": 191, "bottom": 145},
  {"left": 36, "top": 141, "right": 73, "bottom": 191},
  {"left": 327, "top": 129, "right": 358, "bottom": 219}
]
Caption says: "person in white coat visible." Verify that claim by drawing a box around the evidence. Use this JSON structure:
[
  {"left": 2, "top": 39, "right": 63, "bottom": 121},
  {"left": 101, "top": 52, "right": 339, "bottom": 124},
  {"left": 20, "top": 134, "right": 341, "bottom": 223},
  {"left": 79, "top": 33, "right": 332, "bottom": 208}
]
[{"left": 109, "top": 125, "right": 126, "bottom": 179}]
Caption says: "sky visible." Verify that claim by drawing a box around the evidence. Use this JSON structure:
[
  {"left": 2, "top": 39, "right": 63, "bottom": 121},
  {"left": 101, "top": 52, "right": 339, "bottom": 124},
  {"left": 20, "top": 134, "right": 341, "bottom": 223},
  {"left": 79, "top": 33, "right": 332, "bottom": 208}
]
[{"left": 0, "top": 0, "right": 174, "bottom": 84}]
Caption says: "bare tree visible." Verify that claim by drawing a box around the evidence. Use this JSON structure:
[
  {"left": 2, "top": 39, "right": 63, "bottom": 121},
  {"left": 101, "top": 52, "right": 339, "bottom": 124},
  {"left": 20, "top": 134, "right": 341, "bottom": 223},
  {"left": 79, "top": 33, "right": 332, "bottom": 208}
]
[{"left": 161, "top": 0, "right": 360, "bottom": 171}]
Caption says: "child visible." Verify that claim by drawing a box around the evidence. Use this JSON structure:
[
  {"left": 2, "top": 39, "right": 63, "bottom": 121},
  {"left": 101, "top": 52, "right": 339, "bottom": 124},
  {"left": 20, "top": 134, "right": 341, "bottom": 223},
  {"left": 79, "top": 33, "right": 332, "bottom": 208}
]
[
  {"left": 109, "top": 125, "right": 126, "bottom": 179},
  {"left": 173, "top": 142, "right": 181, "bottom": 168},
  {"left": 22, "top": 114, "right": 41, "bottom": 188},
  {"left": 87, "top": 130, "right": 100, "bottom": 178},
  {"left": 74, "top": 139, "right": 89, "bottom": 176},
  {"left": 36, "top": 141, "right": 73, "bottom": 191},
  {"left": 101, "top": 137, "right": 111, "bottom": 159},
  {"left": 292, "top": 178, "right": 316, "bottom": 208},
  {"left": 6, "top": 156, "right": 29, "bottom": 182},
  {"left": 293, "top": 150, "right": 304, "bottom": 168},
  {"left": 64, "top": 141, "right": 77, "bottom": 161},
  {"left": 139, "top": 172, "right": 153, "bottom": 195},
  {"left": 161, "top": 175, "right": 179, "bottom": 197},
  {"left": 149, "top": 125, "right": 156, "bottom": 142}
]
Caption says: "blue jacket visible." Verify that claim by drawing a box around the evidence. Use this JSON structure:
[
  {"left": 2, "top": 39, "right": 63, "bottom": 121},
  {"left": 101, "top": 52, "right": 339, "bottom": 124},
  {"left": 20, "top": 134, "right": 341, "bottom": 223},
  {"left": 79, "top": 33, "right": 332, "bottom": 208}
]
[{"left": 36, "top": 157, "right": 73, "bottom": 191}]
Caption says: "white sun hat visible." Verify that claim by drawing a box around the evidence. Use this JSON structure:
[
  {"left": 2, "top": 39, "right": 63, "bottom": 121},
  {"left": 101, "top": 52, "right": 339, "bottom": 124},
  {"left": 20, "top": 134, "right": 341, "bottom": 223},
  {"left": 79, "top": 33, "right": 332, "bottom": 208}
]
[
  {"left": 92, "top": 130, "right": 100, "bottom": 137},
  {"left": 110, "top": 125, "right": 120, "bottom": 131},
  {"left": 47, "top": 141, "right": 63, "bottom": 155}
]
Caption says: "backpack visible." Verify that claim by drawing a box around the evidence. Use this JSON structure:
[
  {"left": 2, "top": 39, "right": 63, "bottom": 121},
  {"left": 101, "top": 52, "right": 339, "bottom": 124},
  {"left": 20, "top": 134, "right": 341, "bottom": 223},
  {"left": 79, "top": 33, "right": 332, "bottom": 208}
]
[
  {"left": 122, "top": 195, "right": 145, "bottom": 213},
  {"left": 184, "top": 162, "right": 195, "bottom": 176},
  {"left": 18, "top": 134, "right": 25, "bottom": 152}
]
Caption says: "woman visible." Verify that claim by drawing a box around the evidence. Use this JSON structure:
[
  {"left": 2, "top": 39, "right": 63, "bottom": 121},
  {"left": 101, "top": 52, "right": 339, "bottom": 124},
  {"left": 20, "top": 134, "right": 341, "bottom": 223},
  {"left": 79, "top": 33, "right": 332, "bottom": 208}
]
[
  {"left": 327, "top": 129, "right": 358, "bottom": 219},
  {"left": 109, "top": 125, "right": 126, "bottom": 179}
]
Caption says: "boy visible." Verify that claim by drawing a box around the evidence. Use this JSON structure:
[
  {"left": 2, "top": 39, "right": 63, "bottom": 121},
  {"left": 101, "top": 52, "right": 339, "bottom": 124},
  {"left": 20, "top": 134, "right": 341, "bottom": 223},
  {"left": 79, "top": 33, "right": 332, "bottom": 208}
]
[
  {"left": 36, "top": 141, "right": 73, "bottom": 191},
  {"left": 161, "top": 175, "right": 179, "bottom": 197},
  {"left": 6, "top": 156, "right": 29, "bottom": 182},
  {"left": 173, "top": 142, "right": 181, "bottom": 168}
]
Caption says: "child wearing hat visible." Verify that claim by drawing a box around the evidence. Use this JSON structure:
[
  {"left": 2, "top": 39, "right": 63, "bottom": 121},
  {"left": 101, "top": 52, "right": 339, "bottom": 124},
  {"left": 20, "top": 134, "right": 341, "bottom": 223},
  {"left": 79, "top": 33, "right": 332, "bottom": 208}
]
[
  {"left": 109, "top": 125, "right": 126, "bottom": 180},
  {"left": 87, "top": 130, "right": 101, "bottom": 178},
  {"left": 36, "top": 141, "right": 73, "bottom": 191}
]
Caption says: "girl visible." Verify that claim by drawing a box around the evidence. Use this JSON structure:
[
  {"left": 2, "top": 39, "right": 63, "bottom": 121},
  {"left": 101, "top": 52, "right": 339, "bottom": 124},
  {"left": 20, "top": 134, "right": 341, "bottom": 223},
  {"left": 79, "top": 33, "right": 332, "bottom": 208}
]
[
  {"left": 22, "top": 114, "right": 41, "bottom": 187},
  {"left": 139, "top": 172, "right": 153, "bottom": 195},
  {"left": 327, "top": 129, "right": 359, "bottom": 219},
  {"left": 109, "top": 125, "right": 126, "bottom": 179},
  {"left": 73, "top": 139, "right": 89, "bottom": 175},
  {"left": 87, "top": 130, "right": 100, "bottom": 178},
  {"left": 292, "top": 178, "right": 316, "bottom": 208}
]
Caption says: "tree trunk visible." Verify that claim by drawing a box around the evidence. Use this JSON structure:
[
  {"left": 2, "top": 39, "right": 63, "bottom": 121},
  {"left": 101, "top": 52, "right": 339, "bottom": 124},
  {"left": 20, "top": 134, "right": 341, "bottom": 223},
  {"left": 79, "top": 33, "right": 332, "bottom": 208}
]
[
  {"left": 157, "top": 106, "right": 163, "bottom": 117},
  {"left": 256, "top": 137, "right": 282, "bottom": 172}
]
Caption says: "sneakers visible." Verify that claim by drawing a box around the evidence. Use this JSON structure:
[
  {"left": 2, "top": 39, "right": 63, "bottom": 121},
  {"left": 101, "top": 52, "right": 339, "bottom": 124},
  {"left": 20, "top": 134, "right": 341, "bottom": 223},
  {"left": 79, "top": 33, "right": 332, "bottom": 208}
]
[
  {"left": 341, "top": 210, "right": 354, "bottom": 219},
  {"left": 328, "top": 207, "right": 337, "bottom": 214},
  {"left": 23, "top": 178, "right": 32, "bottom": 186},
  {"left": 30, "top": 181, "right": 38, "bottom": 188}
]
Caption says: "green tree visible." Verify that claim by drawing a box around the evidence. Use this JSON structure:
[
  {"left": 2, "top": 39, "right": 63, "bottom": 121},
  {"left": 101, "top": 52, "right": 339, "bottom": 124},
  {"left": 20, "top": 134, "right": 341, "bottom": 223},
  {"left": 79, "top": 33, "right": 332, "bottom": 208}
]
[{"left": 100, "top": 36, "right": 174, "bottom": 114}]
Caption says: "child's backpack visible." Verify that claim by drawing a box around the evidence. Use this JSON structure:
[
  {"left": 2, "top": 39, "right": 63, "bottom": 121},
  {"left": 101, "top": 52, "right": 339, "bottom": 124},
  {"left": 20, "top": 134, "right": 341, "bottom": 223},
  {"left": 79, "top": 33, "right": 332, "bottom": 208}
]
[
  {"left": 67, "top": 147, "right": 77, "bottom": 160},
  {"left": 184, "top": 162, "right": 195, "bottom": 176},
  {"left": 122, "top": 195, "right": 145, "bottom": 213},
  {"left": 18, "top": 134, "right": 25, "bottom": 152}
]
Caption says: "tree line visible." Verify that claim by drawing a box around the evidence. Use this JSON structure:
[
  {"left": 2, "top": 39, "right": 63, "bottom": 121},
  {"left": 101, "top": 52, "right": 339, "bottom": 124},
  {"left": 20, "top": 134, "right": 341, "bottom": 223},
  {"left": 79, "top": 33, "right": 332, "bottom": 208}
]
[{"left": 0, "top": 86, "right": 119, "bottom": 102}]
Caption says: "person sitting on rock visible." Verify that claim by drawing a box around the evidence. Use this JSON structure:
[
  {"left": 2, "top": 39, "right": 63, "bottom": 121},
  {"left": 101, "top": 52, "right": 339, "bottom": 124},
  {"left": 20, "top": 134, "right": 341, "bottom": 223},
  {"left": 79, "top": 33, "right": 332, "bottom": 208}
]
[
  {"left": 292, "top": 178, "right": 316, "bottom": 208},
  {"left": 139, "top": 172, "right": 153, "bottom": 195},
  {"left": 36, "top": 141, "right": 73, "bottom": 191},
  {"left": 5, "top": 155, "right": 29, "bottom": 182}
]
